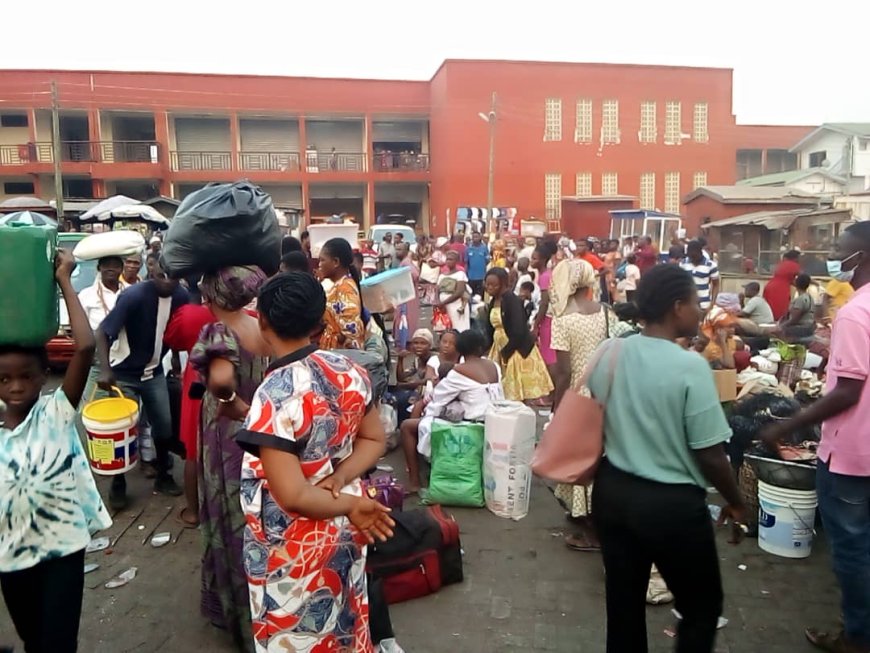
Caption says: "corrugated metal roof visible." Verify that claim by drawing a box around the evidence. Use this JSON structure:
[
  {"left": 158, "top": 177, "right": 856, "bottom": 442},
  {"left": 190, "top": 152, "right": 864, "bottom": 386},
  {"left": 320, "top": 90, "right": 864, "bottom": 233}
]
[
  {"left": 684, "top": 186, "right": 820, "bottom": 204},
  {"left": 702, "top": 207, "right": 852, "bottom": 230},
  {"left": 737, "top": 167, "right": 848, "bottom": 187}
]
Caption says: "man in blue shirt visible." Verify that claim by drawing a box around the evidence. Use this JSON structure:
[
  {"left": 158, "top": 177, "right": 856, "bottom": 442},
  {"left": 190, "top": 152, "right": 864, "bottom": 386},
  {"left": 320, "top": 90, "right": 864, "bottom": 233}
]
[
  {"left": 466, "top": 231, "right": 490, "bottom": 297},
  {"left": 96, "top": 268, "right": 188, "bottom": 509}
]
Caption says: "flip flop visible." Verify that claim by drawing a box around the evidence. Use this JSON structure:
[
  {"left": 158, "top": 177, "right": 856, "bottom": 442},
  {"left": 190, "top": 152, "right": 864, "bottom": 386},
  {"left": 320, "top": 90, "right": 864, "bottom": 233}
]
[
  {"left": 175, "top": 507, "right": 199, "bottom": 529},
  {"left": 806, "top": 628, "right": 869, "bottom": 653},
  {"left": 565, "top": 533, "right": 600, "bottom": 552}
]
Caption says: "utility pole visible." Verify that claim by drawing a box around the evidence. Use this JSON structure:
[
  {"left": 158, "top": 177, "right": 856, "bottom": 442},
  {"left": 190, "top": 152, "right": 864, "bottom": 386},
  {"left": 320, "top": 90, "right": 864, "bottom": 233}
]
[
  {"left": 486, "top": 91, "right": 497, "bottom": 233},
  {"left": 51, "top": 81, "right": 64, "bottom": 218}
]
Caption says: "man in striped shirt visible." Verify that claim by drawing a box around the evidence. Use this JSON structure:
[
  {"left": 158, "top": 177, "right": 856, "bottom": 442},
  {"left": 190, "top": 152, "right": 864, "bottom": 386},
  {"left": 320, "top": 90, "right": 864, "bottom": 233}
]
[{"left": 680, "top": 240, "right": 720, "bottom": 311}]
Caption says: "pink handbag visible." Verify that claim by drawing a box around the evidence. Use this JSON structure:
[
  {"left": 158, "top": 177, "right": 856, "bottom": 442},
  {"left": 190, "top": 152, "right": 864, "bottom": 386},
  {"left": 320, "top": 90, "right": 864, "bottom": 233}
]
[{"left": 531, "top": 339, "right": 621, "bottom": 484}]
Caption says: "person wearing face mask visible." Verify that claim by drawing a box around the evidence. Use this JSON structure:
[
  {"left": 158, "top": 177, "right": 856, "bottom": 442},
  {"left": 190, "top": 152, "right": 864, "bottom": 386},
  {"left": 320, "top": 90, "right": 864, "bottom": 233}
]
[{"left": 762, "top": 222, "right": 870, "bottom": 653}]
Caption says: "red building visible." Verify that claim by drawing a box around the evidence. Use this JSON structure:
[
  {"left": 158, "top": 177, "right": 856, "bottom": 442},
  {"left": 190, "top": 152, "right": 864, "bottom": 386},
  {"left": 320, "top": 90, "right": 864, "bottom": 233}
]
[{"left": 0, "top": 61, "right": 812, "bottom": 234}]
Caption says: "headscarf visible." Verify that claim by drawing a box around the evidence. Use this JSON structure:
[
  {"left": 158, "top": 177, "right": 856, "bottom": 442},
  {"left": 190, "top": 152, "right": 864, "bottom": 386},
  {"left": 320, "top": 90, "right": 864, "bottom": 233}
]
[
  {"left": 410, "top": 328, "right": 434, "bottom": 347},
  {"left": 199, "top": 265, "right": 267, "bottom": 312},
  {"left": 548, "top": 259, "right": 596, "bottom": 318},
  {"left": 701, "top": 305, "right": 737, "bottom": 341}
]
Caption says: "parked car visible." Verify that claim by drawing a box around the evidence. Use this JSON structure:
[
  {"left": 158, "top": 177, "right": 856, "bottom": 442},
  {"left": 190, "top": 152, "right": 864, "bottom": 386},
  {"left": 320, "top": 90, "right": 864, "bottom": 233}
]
[
  {"left": 46, "top": 233, "right": 97, "bottom": 369},
  {"left": 369, "top": 224, "right": 417, "bottom": 247}
]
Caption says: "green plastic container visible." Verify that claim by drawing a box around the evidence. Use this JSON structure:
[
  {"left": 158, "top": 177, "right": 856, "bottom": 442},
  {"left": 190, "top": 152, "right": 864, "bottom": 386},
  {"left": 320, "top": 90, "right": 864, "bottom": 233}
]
[{"left": 0, "top": 223, "right": 58, "bottom": 346}]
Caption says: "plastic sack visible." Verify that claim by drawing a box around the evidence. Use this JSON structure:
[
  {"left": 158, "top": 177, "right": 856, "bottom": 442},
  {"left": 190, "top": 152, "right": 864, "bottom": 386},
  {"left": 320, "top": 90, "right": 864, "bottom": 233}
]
[
  {"left": 425, "top": 420, "right": 485, "bottom": 507},
  {"left": 161, "top": 181, "right": 281, "bottom": 278},
  {"left": 335, "top": 349, "right": 388, "bottom": 403},
  {"left": 483, "top": 401, "right": 536, "bottom": 520}
]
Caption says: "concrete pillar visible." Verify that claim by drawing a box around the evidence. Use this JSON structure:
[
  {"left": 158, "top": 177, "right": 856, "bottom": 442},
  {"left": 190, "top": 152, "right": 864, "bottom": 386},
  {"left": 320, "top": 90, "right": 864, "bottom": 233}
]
[
  {"left": 153, "top": 110, "right": 172, "bottom": 196},
  {"left": 229, "top": 112, "right": 240, "bottom": 172}
]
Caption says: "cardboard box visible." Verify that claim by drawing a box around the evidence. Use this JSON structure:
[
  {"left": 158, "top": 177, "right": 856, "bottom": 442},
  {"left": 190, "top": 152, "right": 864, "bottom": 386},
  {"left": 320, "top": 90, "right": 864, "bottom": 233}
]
[{"left": 713, "top": 369, "right": 738, "bottom": 403}]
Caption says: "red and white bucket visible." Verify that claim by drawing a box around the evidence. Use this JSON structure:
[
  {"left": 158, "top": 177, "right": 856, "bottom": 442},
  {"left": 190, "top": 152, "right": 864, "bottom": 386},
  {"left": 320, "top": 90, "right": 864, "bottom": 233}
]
[{"left": 82, "top": 387, "right": 140, "bottom": 475}]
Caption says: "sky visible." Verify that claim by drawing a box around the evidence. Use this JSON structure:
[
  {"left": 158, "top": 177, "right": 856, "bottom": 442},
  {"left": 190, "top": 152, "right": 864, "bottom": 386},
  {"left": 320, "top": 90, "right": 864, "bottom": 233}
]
[{"left": 4, "top": 0, "right": 868, "bottom": 125}]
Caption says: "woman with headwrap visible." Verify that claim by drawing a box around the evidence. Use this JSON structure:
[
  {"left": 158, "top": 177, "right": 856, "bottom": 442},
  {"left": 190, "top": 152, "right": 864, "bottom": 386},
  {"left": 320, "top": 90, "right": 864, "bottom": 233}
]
[
  {"left": 694, "top": 293, "right": 744, "bottom": 369},
  {"left": 483, "top": 267, "right": 553, "bottom": 402},
  {"left": 549, "top": 258, "right": 618, "bottom": 552},
  {"left": 189, "top": 265, "right": 271, "bottom": 652}
]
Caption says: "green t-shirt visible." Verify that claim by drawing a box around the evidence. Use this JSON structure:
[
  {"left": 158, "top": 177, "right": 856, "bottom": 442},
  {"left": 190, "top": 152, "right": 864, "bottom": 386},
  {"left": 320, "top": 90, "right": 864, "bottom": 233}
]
[{"left": 587, "top": 335, "right": 732, "bottom": 487}]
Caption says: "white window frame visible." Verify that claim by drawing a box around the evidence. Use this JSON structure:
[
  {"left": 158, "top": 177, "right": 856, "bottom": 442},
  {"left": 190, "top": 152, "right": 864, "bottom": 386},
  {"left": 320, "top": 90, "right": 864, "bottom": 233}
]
[
  {"left": 574, "top": 99, "right": 593, "bottom": 143},
  {"left": 575, "top": 172, "right": 592, "bottom": 197},
  {"left": 601, "top": 172, "right": 618, "bottom": 196},
  {"left": 601, "top": 100, "right": 620, "bottom": 144},
  {"left": 640, "top": 172, "right": 656, "bottom": 210},
  {"left": 545, "top": 173, "right": 562, "bottom": 220},
  {"left": 639, "top": 101, "right": 657, "bottom": 143},
  {"left": 693, "top": 171, "right": 708, "bottom": 190},
  {"left": 544, "top": 98, "right": 562, "bottom": 142},
  {"left": 693, "top": 102, "right": 709, "bottom": 143},
  {"left": 665, "top": 101, "right": 682, "bottom": 145},
  {"left": 664, "top": 172, "right": 681, "bottom": 214}
]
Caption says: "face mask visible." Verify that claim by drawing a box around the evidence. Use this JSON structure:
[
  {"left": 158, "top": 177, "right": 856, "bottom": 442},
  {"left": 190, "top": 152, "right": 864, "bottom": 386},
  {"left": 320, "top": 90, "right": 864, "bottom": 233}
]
[{"left": 826, "top": 251, "right": 862, "bottom": 282}]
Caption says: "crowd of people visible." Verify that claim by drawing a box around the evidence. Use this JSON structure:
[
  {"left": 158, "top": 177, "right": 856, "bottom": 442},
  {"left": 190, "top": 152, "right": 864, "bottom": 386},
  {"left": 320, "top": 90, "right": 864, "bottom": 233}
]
[{"left": 1, "top": 215, "right": 869, "bottom": 653}]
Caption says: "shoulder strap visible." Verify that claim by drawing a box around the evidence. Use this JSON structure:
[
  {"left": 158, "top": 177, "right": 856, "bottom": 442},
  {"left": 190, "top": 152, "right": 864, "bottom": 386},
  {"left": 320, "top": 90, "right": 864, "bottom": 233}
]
[{"left": 576, "top": 338, "right": 623, "bottom": 404}]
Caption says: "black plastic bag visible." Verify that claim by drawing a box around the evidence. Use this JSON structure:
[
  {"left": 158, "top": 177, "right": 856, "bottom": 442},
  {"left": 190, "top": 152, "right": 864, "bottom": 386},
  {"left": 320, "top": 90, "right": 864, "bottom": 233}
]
[{"left": 161, "top": 181, "right": 281, "bottom": 278}]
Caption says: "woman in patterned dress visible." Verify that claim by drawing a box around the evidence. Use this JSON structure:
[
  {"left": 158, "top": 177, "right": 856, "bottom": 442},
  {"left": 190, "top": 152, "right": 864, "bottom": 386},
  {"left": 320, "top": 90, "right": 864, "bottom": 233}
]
[
  {"left": 549, "top": 259, "right": 618, "bottom": 552},
  {"left": 237, "top": 271, "right": 394, "bottom": 653},
  {"left": 189, "top": 266, "right": 272, "bottom": 651},
  {"left": 319, "top": 238, "right": 365, "bottom": 351},
  {"left": 483, "top": 267, "right": 553, "bottom": 402}
]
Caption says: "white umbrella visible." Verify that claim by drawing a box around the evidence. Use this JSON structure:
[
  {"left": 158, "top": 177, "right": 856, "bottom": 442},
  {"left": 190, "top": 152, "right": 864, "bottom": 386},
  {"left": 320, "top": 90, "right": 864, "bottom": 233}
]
[
  {"left": 79, "top": 195, "right": 139, "bottom": 222},
  {"left": 0, "top": 196, "right": 52, "bottom": 209},
  {"left": 0, "top": 210, "right": 58, "bottom": 226},
  {"left": 99, "top": 204, "right": 170, "bottom": 226}
]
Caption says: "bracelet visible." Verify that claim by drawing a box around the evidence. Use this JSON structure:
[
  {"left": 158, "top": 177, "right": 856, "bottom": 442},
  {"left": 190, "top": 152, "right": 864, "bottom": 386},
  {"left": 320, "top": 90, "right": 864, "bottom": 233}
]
[{"left": 217, "top": 391, "right": 237, "bottom": 404}]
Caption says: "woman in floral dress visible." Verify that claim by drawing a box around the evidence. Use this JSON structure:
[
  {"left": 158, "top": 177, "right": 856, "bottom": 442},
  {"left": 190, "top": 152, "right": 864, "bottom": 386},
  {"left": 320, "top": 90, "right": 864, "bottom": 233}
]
[
  {"left": 190, "top": 266, "right": 271, "bottom": 652},
  {"left": 237, "top": 271, "right": 394, "bottom": 653},
  {"left": 319, "top": 238, "right": 365, "bottom": 351}
]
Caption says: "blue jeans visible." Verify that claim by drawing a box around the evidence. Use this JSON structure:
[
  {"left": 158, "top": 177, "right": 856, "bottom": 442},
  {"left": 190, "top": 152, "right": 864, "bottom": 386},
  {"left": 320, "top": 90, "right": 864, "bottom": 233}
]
[
  {"left": 114, "top": 372, "right": 174, "bottom": 475},
  {"left": 817, "top": 459, "right": 870, "bottom": 646}
]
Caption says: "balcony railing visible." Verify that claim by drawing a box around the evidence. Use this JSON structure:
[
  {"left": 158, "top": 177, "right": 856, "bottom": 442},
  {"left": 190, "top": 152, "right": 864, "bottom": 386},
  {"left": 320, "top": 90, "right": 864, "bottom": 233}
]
[
  {"left": 0, "top": 141, "right": 160, "bottom": 165},
  {"left": 373, "top": 152, "right": 430, "bottom": 172},
  {"left": 305, "top": 151, "right": 366, "bottom": 173},
  {"left": 238, "top": 151, "right": 300, "bottom": 172},
  {"left": 171, "top": 151, "right": 232, "bottom": 171}
]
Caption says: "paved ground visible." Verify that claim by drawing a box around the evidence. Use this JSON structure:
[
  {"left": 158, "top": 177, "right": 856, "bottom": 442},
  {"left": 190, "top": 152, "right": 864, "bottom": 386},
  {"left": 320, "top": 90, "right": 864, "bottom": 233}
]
[{"left": 0, "top": 439, "right": 842, "bottom": 653}]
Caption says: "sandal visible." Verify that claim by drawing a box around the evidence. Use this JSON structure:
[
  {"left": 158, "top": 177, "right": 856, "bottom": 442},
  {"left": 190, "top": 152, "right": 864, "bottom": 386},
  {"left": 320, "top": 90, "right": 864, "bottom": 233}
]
[
  {"left": 806, "top": 628, "right": 870, "bottom": 653},
  {"left": 176, "top": 507, "right": 199, "bottom": 529},
  {"left": 565, "top": 532, "right": 600, "bottom": 552}
]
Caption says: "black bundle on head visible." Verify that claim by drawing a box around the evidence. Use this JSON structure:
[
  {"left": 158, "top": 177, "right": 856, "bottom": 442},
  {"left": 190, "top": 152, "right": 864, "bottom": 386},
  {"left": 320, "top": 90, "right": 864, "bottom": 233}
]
[
  {"left": 456, "top": 329, "right": 487, "bottom": 358},
  {"left": 635, "top": 264, "right": 695, "bottom": 324},
  {"left": 257, "top": 272, "right": 326, "bottom": 340}
]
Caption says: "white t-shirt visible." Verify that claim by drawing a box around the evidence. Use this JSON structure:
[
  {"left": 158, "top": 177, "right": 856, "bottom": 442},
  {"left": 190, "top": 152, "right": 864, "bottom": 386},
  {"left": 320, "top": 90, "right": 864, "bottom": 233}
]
[
  {"left": 619, "top": 264, "right": 641, "bottom": 291},
  {"left": 78, "top": 281, "right": 125, "bottom": 331}
]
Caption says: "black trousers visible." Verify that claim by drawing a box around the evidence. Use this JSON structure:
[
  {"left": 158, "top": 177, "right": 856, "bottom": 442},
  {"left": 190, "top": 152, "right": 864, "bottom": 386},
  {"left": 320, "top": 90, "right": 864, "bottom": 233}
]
[
  {"left": 592, "top": 460, "right": 723, "bottom": 653},
  {"left": 0, "top": 549, "right": 85, "bottom": 653}
]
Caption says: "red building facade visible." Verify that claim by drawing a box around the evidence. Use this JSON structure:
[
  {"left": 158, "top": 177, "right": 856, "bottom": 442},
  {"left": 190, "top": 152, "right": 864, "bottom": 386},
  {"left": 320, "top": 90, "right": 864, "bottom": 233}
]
[{"left": 0, "top": 61, "right": 812, "bottom": 234}]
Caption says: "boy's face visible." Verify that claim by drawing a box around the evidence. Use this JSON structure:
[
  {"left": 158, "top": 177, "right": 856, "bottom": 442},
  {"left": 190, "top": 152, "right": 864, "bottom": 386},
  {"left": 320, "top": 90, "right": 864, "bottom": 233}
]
[
  {"left": 0, "top": 353, "right": 46, "bottom": 411},
  {"left": 519, "top": 288, "right": 531, "bottom": 301}
]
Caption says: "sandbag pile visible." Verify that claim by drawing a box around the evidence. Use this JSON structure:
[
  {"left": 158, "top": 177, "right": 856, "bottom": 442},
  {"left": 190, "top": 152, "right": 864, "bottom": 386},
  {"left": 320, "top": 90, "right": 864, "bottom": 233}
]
[{"left": 161, "top": 181, "right": 281, "bottom": 278}]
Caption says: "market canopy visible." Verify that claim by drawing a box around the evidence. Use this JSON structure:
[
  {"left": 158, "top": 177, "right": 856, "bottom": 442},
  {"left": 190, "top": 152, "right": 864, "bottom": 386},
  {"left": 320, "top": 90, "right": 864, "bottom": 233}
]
[
  {"left": 86, "top": 203, "right": 170, "bottom": 226},
  {"left": 78, "top": 195, "right": 139, "bottom": 222}
]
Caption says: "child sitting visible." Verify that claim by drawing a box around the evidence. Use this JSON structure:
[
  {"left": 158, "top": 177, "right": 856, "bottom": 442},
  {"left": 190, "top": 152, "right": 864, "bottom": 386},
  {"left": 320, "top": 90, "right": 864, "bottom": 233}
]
[{"left": 0, "top": 249, "right": 112, "bottom": 652}]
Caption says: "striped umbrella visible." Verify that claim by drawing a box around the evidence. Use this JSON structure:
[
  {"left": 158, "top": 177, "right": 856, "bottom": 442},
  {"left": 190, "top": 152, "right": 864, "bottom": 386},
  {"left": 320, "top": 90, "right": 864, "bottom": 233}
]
[{"left": 0, "top": 210, "right": 58, "bottom": 226}]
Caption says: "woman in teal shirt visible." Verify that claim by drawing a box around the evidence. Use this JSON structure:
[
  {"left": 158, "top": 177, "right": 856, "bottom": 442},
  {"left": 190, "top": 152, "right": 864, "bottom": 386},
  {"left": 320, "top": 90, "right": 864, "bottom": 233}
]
[{"left": 588, "top": 264, "right": 746, "bottom": 653}]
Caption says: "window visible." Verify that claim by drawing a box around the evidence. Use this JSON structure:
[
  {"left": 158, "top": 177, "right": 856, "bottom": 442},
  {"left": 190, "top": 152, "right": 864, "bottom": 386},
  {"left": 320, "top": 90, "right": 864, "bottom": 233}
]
[
  {"left": 602, "top": 172, "right": 618, "bottom": 196},
  {"left": 809, "top": 151, "right": 827, "bottom": 167},
  {"left": 640, "top": 172, "right": 656, "bottom": 210},
  {"left": 574, "top": 99, "right": 593, "bottom": 143},
  {"left": 3, "top": 181, "right": 35, "bottom": 194},
  {"left": 575, "top": 172, "right": 592, "bottom": 197},
  {"left": 665, "top": 101, "right": 682, "bottom": 144},
  {"left": 693, "top": 171, "right": 707, "bottom": 189},
  {"left": 664, "top": 172, "right": 681, "bottom": 214},
  {"left": 601, "top": 100, "right": 619, "bottom": 144},
  {"left": 0, "top": 114, "right": 28, "bottom": 128},
  {"left": 545, "top": 173, "right": 562, "bottom": 220},
  {"left": 544, "top": 98, "right": 562, "bottom": 142},
  {"left": 693, "top": 103, "right": 709, "bottom": 143},
  {"left": 639, "top": 101, "right": 656, "bottom": 143}
]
